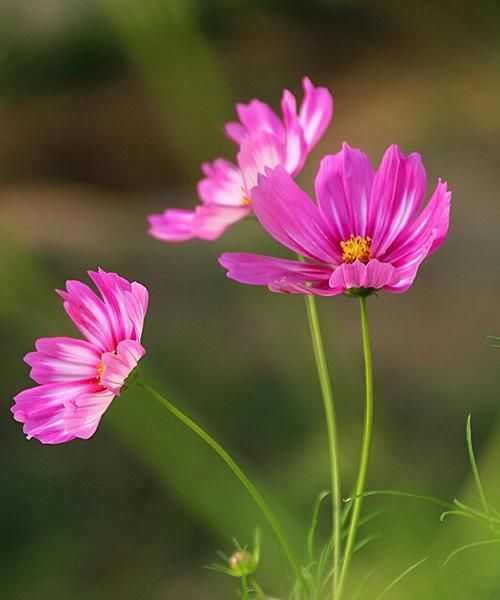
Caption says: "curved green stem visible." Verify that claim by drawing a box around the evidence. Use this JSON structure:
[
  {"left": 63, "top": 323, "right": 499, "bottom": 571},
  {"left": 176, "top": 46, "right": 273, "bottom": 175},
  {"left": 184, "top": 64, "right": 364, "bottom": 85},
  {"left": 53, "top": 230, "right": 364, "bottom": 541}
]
[
  {"left": 337, "top": 297, "right": 374, "bottom": 600},
  {"left": 303, "top": 294, "right": 342, "bottom": 597},
  {"left": 250, "top": 577, "right": 267, "bottom": 599},
  {"left": 137, "top": 381, "right": 308, "bottom": 596}
]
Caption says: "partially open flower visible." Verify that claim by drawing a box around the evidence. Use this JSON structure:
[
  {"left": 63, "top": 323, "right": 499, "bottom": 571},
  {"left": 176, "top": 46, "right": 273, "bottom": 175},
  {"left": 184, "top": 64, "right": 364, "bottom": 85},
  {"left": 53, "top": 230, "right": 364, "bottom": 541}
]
[
  {"left": 12, "top": 269, "right": 148, "bottom": 444},
  {"left": 220, "top": 143, "right": 451, "bottom": 296},
  {"left": 148, "top": 77, "right": 333, "bottom": 242}
]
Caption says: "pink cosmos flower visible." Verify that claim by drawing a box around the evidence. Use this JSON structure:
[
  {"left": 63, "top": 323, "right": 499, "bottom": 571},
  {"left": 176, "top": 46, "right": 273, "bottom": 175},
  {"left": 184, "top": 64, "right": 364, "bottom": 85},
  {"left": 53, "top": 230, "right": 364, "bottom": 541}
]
[
  {"left": 148, "top": 77, "right": 333, "bottom": 242},
  {"left": 12, "top": 269, "right": 148, "bottom": 444},
  {"left": 219, "top": 143, "right": 451, "bottom": 296}
]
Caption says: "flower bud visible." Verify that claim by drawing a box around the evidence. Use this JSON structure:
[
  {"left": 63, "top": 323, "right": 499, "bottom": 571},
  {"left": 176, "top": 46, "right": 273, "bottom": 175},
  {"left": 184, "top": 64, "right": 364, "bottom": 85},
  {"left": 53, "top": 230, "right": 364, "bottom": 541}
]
[{"left": 229, "top": 549, "right": 255, "bottom": 576}]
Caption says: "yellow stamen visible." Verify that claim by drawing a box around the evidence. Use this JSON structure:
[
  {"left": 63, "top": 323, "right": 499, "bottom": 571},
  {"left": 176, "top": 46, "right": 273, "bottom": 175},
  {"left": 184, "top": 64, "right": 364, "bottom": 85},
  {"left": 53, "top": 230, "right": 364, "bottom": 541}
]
[
  {"left": 96, "top": 363, "right": 105, "bottom": 384},
  {"left": 242, "top": 195, "right": 251, "bottom": 207},
  {"left": 340, "top": 235, "right": 372, "bottom": 264}
]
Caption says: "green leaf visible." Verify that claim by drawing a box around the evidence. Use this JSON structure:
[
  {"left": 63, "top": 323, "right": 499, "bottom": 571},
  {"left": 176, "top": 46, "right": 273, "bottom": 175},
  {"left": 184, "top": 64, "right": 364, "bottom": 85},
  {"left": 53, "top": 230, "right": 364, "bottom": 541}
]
[
  {"left": 466, "top": 415, "right": 492, "bottom": 525},
  {"left": 307, "top": 490, "right": 330, "bottom": 563},
  {"left": 375, "top": 556, "right": 428, "bottom": 599},
  {"left": 348, "top": 489, "right": 453, "bottom": 509},
  {"left": 352, "top": 570, "right": 375, "bottom": 600},
  {"left": 352, "top": 534, "right": 379, "bottom": 555},
  {"left": 443, "top": 538, "right": 500, "bottom": 567}
]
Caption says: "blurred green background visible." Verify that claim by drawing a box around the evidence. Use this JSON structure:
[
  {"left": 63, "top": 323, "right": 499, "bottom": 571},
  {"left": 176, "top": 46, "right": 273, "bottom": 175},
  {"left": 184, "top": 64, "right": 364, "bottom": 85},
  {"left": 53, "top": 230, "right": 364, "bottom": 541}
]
[{"left": 2, "top": 1, "right": 500, "bottom": 598}]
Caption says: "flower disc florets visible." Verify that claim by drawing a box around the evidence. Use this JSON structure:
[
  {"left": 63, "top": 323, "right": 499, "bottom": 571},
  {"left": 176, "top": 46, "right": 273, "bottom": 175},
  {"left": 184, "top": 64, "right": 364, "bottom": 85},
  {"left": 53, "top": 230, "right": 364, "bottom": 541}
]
[{"left": 340, "top": 235, "right": 372, "bottom": 265}]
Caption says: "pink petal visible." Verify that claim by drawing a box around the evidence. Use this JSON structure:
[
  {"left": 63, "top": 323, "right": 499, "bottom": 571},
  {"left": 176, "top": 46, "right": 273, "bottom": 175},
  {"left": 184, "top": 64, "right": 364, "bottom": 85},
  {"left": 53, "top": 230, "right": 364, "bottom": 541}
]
[
  {"left": 63, "top": 388, "right": 115, "bottom": 440},
  {"left": 148, "top": 209, "right": 197, "bottom": 242},
  {"left": 315, "top": 143, "right": 375, "bottom": 243},
  {"left": 235, "top": 99, "right": 285, "bottom": 142},
  {"left": 57, "top": 270, "right": 148, "bottom": 352},
  {"left": 126, "top": 282, "right": 149, "bottom": 341},
  {"left": 24, "top": 337, "right": 100, "bottom": 384},
  {"left": 329, "top": 259, "right": 399, "bottom": 292},
  {"left": 224, "top": 121, "right": 247, "bottom": 145},
  {"left": 386, "top": 233, "right": 437, "bottom": 293},
  {"left": 198, "top": 159, "right": 245, "bottom": 207},
  {"left": 384, "top": 180, "right": 451, "bottom": 264},
  {"left": 191, "top": 204, "right": 251, "bottom": 240},
  {"left": 100, "top": 340, "right": 145, "bottom": 396},
  {"left": 280, "top": 89, "right": 308, "bottom": 175},
  {"left": 251, "top": 166, "right": 339, "bottom": 263},
  {"left": 237, "top": 131, "right": 287, "bottom": 194},
  {"left": 88, "top": 269, "right": 143, "bottom": 346},
  {"left": 368, "top": 145, "right": 427, "bottom": 256},
  {"left": 12, "top": 380, "right": 101, "bottom": 444},
  {"left": 57, "top": 280, "right": 115, "bottom": 352},
  {"left": 383, "top": 181, "right": 451, "bottom": 293},
  {"left": 298, "top": 76, "right": 334, "bottom": 150},
  {"left": 219, "top": 252, "right": 332, "bottom": 285}
]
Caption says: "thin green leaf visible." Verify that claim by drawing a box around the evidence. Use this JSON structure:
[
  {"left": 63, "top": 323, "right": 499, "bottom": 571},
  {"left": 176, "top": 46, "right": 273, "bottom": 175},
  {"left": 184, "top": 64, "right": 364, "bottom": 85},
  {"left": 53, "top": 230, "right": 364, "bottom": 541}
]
[
  {"left": 440, "top": 509, "right": 489, "bottom": 528},
  {"left": 353, "top": 534, "right": 379, "bottom": 555},
  {"left": 375, "top": 556, "right": 428, "bottom": 600},
  {"left": 488, "top": 503, "right": 500, "bottom": 520},
  {"left": 466, "top": 415, "right": 492, "bottom": 525},
  {"left": 341, "top": 498, "right": 353, "bottom": 524},
  {"left": 307, "top": 490, "right": 330, "bottom": 562},
  {"left": 347, "top": 489, "right": 452, "bottom": 509},
  {"left": 443, "top": 538, "right": 500, "bottom": 566},
  {"left": 205, "top": 563, "right": 235, "bottom": 577},
  {"left": 453, "top": 499, "right": 493, "bottom": 521},
  {"left": 352, "top": 570, "right": 375, "bottom": 600},
  {"left": 320, "top": 536, "right": 379, "bottom": 592},
  {"left": 253, "top": 528, "right": 262, "bottom": 566}
]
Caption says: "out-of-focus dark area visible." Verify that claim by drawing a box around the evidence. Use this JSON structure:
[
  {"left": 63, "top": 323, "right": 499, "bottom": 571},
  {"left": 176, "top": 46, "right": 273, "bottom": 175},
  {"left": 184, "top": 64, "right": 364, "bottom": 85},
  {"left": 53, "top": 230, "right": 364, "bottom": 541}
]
[{"left": 2, "top": 1, "right": 500, "bottom": 598}]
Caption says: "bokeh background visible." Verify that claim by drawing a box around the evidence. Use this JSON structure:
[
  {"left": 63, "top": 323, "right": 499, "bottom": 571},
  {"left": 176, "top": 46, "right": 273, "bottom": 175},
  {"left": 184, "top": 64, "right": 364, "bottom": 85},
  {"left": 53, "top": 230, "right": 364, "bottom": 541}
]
[{"left": 2, "top": 1, "right": 500, "bottom": 598}]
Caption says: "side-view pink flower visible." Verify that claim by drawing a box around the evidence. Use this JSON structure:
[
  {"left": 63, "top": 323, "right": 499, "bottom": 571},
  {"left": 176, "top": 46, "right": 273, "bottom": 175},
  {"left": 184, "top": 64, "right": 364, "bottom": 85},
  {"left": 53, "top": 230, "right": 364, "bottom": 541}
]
[
  {"left": 219, "top": 143, "right": 451, "bottom": 295},
  {"left": 148, "top": 76, "right": 333, "bottom": 242},
  {"left": 12, "top": 269, "right": 148, "bottom": 444}
]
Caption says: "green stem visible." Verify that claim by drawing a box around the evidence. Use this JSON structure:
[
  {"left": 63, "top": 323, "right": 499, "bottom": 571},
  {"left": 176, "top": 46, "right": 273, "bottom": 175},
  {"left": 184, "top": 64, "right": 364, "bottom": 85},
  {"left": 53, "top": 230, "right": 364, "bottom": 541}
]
[
  {"left": 303, "top": 294, "right": 342, "bottom": 597},
  {"left": 337, "top": 297, "right": 374, "bottom": 600},
  {"left": 250, "top": 577, "right": 267, "bottom": 599},
  {"left": 137, "top": 381, "right": 308, "bottom": 596},
  {"left": 242, "top": 575, "right": 249, "bottom": 600}
]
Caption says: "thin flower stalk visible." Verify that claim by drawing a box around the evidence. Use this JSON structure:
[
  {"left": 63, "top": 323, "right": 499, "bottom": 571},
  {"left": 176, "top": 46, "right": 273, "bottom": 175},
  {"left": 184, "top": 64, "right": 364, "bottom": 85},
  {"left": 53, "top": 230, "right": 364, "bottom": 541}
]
[
  {"left": 137, "top": 381, "right": 309, "bottom": 597},
  {"left": 337, "top": 297, "right": 374, "bottom": 599},
  {"left": 302, "top": 292, "right": 342, "bottom": 597}
]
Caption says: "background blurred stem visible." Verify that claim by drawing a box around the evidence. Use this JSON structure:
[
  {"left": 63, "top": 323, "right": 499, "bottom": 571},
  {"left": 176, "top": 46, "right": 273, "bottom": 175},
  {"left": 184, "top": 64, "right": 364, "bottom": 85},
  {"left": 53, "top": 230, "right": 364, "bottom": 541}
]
[
  {"left": 137, "top": 380, "right": 309, "bottom": 596},
  {"left": 337, "top": 296, "right": 374, "bottom": 600}
]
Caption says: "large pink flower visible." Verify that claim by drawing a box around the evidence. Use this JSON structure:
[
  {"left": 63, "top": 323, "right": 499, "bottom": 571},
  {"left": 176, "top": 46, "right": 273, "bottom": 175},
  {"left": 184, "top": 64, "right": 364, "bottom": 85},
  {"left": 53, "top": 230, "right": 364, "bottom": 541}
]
[
  {"left": 219, "top": 143, "right": 451, "bottom": 296},
  {"left": 12, "top": 269, "right": 148, "bottom": 444},
  {"left": 148, "top": 77, "right": 333, "bottom": 242}
]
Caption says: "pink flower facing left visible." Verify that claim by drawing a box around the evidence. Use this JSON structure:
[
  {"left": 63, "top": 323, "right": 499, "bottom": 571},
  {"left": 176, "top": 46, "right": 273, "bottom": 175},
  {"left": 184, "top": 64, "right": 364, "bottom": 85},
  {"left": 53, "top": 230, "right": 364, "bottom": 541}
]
[
  {"left": 12, "top": 269, "right": 148, "bottom": 444},
  {"left": 220, "top": 143, "right": 451, "bottom": 296},
  {"left": 148, "top": 77, "right": 333, "bottom": 242}
]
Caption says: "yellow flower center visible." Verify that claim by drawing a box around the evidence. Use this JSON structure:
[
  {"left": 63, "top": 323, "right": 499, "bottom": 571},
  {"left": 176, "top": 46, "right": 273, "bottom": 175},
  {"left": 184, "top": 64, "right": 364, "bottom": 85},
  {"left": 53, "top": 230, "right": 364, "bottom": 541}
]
[
  {"left": 340, "top": 235, "right": 372, "bottom": 264},
  {"left": 242, "top": 195, "right": 251, "bottom": 207},
  {"left": 96, "top": 362, "right": 105, "bottom": 384}
]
